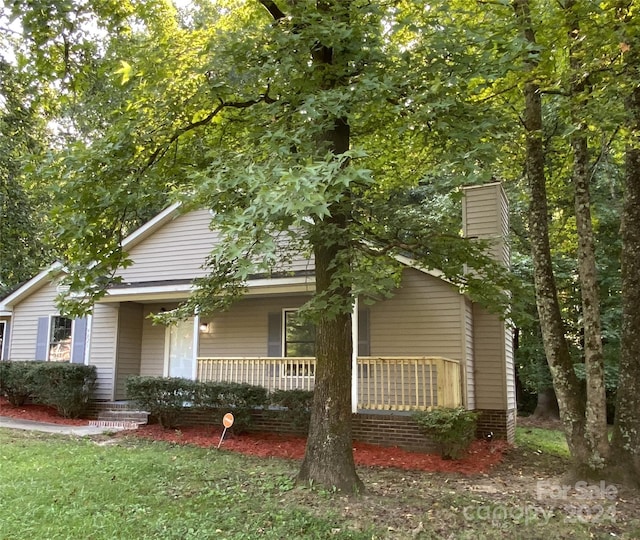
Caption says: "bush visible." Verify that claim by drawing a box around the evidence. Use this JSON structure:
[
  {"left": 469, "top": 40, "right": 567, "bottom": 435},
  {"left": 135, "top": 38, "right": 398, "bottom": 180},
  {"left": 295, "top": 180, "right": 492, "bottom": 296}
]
[
  {"left": 214, "top": 382, "right": 269, "bottom": 433},
  {"left": 0, "top": 361, "right": 96, "bottom": 417},
  {"left": 126, "top": 377, "right": 270, "bottom": 431},
  {"left": 0, "top": 361, "right": 37, "bottom": 406},
  {"left": 126, "top": 376, "right": 196, "bottom": 429},
  {"left": 29, "top": 363, "right": 97, "bottom": 418},
  {"left": 269, "top": 389, "right": 313, "bottom": 430},
  {"left": 412, "top": 407, "right": 480, "bottom": 460}
]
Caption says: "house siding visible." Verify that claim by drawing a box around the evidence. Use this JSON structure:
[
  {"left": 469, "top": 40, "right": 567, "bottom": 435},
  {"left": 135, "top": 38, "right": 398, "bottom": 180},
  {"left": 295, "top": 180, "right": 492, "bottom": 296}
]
[
  {"left": 462, "top": 182, "right": 509, "bottom": 266},
  {"left": 114, "top": 302, "right": 143, "bottom": 400},
  {"left": 462, "top": 183, "right": 514, "bottom": 412},
  {"left": 136, "top": 297, "right": 310, "bottom": 380},
  {"left": 116, "top": 210, "right": 314, "bottom": 284},
  {"left": 116, "top": 210, "right": 219, "bottom": 283},
  {"left": 198, "top": 295, "right": 309, "bottom": 358},
  {"left": 472, "top": 303, "right": 508, "bottom": 409},
  {"left": 370, "top": 268, "right": 464, "bottom": 359},
  {"left": 464, "top": 298, "right": 475, "bottom": 409},
  {"left": 7, "top": 280, "right": 58, "bottom": 360},
  {"left": 505, "top": 320, "right": 516, "bottom": 409},
  {"left": 88, "top": 303, "right": 119, "bottom": 400}
]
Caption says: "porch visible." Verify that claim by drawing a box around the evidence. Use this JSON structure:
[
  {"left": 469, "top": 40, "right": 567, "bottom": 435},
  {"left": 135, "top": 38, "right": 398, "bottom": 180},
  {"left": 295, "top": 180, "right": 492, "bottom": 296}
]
[{"left": 196, "top": 356, "right": 462, "bottom": 411}]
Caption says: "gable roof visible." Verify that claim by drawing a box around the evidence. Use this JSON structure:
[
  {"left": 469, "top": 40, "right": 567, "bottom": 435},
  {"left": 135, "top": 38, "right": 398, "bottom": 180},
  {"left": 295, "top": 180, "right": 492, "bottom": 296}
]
[
  {"left": 0, "top": 194, "right": 481, "bottom": 312},
  {"left": 0, "top": 203, "right": 183, "bottom": 313}
]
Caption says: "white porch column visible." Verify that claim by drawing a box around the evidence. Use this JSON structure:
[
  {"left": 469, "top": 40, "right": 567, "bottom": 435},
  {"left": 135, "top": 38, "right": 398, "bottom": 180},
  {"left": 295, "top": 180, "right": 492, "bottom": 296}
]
[
  {"left": 192, "top": 315, "right": 200, "bottom": 380},
  {"left": 351, "top": 298, "right": 359, "bottom": 413}
]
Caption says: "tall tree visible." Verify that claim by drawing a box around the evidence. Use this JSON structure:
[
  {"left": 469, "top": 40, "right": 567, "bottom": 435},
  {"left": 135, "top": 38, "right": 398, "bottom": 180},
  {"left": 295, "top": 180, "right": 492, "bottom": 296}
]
[
  {"left": 0, "top": 59, "right": 50, "bottom": 296},
  {"left": 611, "top": 2, "right": 640, "bottom": 484},
  {"left": 564, "top": 0, "right": 609, "bottom": 466},
  {"left": 513, "top": 0, "right": 591, "bottom": 468},
  {"left": 10, "top": 0, "right": 513, "bottom": 492}
]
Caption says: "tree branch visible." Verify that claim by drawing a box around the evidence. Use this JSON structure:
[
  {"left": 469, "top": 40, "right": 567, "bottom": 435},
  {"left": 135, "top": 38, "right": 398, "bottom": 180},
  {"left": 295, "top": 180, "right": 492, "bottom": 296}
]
[
  {"left": 143, "top": 92, "right": 275, "bottom": 171},
  {"left": 258, "top": 0, "right": 286, "bottom": 21}
]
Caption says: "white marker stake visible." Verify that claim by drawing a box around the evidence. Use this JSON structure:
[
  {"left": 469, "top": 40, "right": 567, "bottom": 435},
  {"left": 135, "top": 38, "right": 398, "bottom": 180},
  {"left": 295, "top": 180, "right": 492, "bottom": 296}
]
[{"left": 217, "top": 412, "right": 234, "bottom": 449}]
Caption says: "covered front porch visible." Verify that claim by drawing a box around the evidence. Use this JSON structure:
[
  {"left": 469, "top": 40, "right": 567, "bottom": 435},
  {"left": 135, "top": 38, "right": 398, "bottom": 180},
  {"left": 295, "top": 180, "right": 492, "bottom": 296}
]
[{"left": 99, "top": 275, "right": 470, "bottom": 412}]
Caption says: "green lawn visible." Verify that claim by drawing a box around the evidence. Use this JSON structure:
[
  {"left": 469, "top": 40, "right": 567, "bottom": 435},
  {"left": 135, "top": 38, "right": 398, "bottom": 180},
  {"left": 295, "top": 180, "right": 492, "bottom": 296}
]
[
  {"left": 0, "top": 430, "right": 367, "bottom": 540},
  {"left": 515, "top": 425, "right": 570, "bottom": 458},
  {"left": 0, "top": 427, "right": 637, "bottom": 540}
]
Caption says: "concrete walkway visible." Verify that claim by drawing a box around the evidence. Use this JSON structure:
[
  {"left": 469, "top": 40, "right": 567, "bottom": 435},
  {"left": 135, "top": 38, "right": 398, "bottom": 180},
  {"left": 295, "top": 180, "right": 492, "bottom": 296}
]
[{"left": 0, "top": 416, "right": 130, "bottom": 436}]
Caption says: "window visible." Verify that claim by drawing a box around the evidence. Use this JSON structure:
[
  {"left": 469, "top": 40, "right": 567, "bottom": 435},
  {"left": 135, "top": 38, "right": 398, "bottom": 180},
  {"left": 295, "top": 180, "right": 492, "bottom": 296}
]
[
  {"left": 283, "top": 310, "right": 315, "bottom": 377},
  {"left": 49, "top": 316, "right": 72, "bottom": 362},
  {"left": 284, "top": 310, "right": 315, "bottom": 357}
]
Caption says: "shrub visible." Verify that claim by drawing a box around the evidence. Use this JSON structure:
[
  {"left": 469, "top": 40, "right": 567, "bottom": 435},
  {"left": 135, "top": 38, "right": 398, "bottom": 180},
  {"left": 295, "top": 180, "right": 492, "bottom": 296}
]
[
  {"left": 412, "top": 407, "right": 479, "bottom": 459},
  {"left": 29, "top": 363, "right": 97, "bottom": 418},
  {"left": 214, "top": 382, "right": 269, "bottom": 433},
  {"left": 127, "top": 376, "right": 196, "bottom": 429},
  {"left": 0, "top": 361, "right": 37, "bottom": 406},
  {"left": 269, "top": 389, "right": 313, "bottom": 431},
  {"left": 126, "top": 377, "right": 270, "bottom": 431}
]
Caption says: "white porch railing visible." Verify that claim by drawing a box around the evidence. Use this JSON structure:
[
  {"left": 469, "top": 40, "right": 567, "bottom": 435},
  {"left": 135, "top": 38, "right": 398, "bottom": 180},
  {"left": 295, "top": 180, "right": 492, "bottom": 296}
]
[{"left": 196, "top": 356, "right": 461, "bottom": 411}]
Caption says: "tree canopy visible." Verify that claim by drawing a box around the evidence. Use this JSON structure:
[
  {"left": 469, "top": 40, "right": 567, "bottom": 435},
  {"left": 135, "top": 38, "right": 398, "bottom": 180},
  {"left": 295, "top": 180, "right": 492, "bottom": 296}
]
[{"left": 2, "top": 0, "right": 639, "bottom": 487}]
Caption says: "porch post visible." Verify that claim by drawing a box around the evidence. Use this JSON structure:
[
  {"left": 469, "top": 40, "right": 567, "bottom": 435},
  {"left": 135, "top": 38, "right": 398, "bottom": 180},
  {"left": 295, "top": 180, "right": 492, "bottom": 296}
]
[
  {"left": 351, "top": 298, "right": 358, "bottom": 413},
  {"left": 192, "top": 315, "right": 200, "bottom": 381}
]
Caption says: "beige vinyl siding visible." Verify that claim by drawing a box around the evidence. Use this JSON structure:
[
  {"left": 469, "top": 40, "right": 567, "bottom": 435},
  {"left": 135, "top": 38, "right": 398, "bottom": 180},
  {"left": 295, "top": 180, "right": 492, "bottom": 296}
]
[
  {"left": 199, "top": 295, "right": 309, "bottom": 357},
  {"left": 472, "top": 303, "right": 508, "bottom": 409},
  {"left": 464, "top": 298, "right": 475, "bottom": 409},
  {"left": 116, "top": 210, "right": 219, "bottom": 283},
  {"left": 116, "top": 210, "right": 315, "bottom": 284},
  {"left": 138, "top": 296, "right": 310, "bottom": 377},
  {"left": 462, "top": 183, "right": 509, "bottom": 266},
  {"left": 505, "top": 320, "right": 516, "bottom": 409},
  {"left": 88, "top": 303, "right": 119, "bottom": 400},
  {"left": 140, "top": 303, "right": 179, "bottom": 377},
  {"left": 8, "top": 280, "right": 59, "bottom": 360},
  {"left": 114, "top": 302, "right": 143, "bottom": 400},
  {"left": 370, "top": 268, "right": 464, "bottom": 359}
]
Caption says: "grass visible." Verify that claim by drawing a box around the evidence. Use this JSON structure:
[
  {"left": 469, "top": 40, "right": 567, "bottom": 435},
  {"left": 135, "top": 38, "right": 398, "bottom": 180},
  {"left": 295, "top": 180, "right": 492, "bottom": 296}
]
[
  {"left": 515, "top": 425, "right": 570, "bottom": 458},
  {"left": 0, "top": 430, "right": 369, "bottom": 540},
  {"left": 0, "top": 427, "right": 638, "bottom": 539}
]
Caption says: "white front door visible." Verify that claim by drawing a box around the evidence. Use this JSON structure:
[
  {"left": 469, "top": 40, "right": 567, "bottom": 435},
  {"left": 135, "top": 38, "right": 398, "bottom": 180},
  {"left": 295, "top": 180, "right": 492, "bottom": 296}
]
[{"left": 166, "top": 318, "right": 195, "bottom": 379}]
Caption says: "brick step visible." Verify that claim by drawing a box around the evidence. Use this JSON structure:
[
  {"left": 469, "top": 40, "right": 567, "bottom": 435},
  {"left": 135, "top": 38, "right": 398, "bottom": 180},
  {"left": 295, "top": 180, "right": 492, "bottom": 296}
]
[
  {"left": 88, "top": 419, "right": 141, "bottom": 430},
  {"left": 96, "top": 409, "right": 149, "bottom": 425}
]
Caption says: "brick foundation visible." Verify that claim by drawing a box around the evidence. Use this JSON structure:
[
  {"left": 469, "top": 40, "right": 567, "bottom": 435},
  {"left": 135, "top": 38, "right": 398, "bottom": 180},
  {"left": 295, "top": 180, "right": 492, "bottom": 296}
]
[
  {"left": 175, "top": 409, "right": 439, "bottom": 453},
  {"left": 90, "top": 402, "right": 515, "bottom": 450},
  {"left": 474, "top": 408, "right": 516, "bottom": 443}
]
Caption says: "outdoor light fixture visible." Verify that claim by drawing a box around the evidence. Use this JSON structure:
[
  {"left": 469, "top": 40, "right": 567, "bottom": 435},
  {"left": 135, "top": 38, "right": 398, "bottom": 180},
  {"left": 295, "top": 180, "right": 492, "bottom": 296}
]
[{"left": 199, "top": 322, "right": 211, "bottom": 333}]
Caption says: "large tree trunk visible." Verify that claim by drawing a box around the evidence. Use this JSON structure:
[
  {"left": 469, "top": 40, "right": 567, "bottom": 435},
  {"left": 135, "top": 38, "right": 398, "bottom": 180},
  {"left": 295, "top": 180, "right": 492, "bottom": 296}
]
[
  {"left": 571, "top": 134, "right": 609, "bottom": 465},
  {"left": 296, "top": 1, "right": 363, "bottom": 493},
  {"left": 514, "top": 0, "right": 590, "bottom": 470},
  {"left": 611, "top": 41, "right": 640, "bottom": 484},
  {"left": 298, "top": 209, "right": 363, "bottom": 493},
  {"left": 565, "top": 1, "right": 609, "bottom": 465},
  {"left": 532, "top": 387, "right": 560, "bottom": 420}
]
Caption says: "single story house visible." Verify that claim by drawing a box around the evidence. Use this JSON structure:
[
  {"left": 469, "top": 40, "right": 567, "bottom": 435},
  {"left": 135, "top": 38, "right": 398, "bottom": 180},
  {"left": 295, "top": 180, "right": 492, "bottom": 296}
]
[{"left": 0, "top": 182, "right": 516, "bottom": 443}]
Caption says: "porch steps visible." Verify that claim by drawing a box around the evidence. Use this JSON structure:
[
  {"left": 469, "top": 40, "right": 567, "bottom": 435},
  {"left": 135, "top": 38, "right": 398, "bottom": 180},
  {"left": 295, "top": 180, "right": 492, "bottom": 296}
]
[{"left": 89, "top": 409, "right": 150, "bottom": 430}]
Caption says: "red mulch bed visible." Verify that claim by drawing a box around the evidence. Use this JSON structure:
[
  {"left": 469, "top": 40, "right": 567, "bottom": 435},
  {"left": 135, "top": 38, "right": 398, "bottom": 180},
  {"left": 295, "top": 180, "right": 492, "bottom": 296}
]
[
  {"left": 0, "top": 398, "right": 509, "bottom": 474},
  {"left": 0, "top": 398, "right": 87, "bottom": 426},
  {"left": 126, "top": 425, "right": 509, "bottom": 475}
]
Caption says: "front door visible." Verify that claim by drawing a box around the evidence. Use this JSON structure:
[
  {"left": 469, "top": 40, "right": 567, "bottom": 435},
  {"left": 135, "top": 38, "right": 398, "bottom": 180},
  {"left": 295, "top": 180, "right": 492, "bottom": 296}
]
[{"left": 166, "top": 318, "right": 195, "bottom": 379}]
